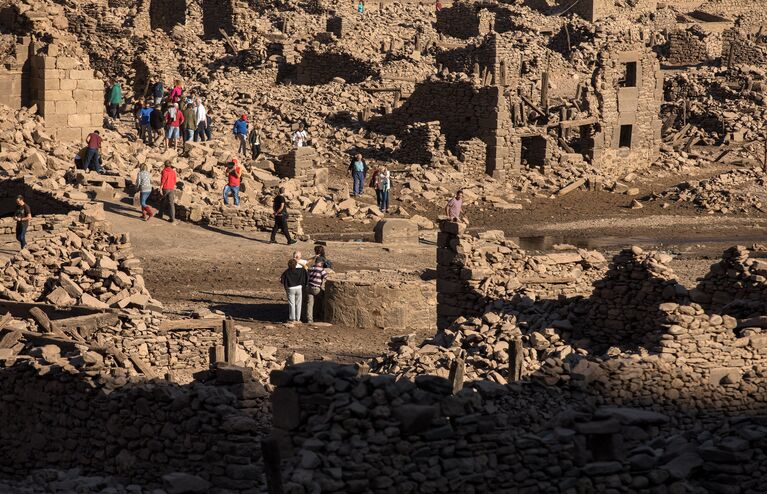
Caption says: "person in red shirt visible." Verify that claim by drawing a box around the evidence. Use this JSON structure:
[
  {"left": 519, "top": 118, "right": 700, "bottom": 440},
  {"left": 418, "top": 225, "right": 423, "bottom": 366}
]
[
  {"left": 157, "top": 161, "right": 177, "bottom": 223},
  {"left": 164, "top": 103, "right": 184, "bottom": 152},
  {"left": 223, "top": 159, "right": 242, "bottom": 206},
  {"left": 84, "top": 130, "right": 104, "bottom": 172}
]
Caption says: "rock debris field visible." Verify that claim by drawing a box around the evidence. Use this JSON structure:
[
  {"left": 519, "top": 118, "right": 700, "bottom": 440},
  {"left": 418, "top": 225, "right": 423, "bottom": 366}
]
[{"left": 3, "top": 0, "right": 767, "bottom": 492}]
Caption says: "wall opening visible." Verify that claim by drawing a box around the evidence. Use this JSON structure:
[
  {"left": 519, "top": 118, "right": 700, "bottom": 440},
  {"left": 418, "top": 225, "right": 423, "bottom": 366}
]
[
  {"left": 520, "top": 135, "right": 548, "bottom": 168},
  {"left": 149, "top": 0, "right": 186, "bottom": 32},
  {"left": 620, "top": 61, "right": 637, "bottom": 88},
  {"left": 619, "top": 124, "right": 633, "bottom": 148},
  {"left": 202, "top": 0, "right": 234, "bottom": 39}
]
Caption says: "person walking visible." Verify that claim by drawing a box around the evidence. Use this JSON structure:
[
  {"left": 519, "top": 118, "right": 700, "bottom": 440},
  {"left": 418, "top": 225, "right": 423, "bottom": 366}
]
[
  {"left": 195, "top": 98, "right": 208, "bottom": 142},
  {"left": 152, "top": 80, "right": 164, "bottom": 106},
  {"left": 157, "top": 161, "right": 177, "bottom": 223},
  {"left": 84, "top": 130, "right": 104, "bottom": 172},
  {"left": 304, "top": 256, "right": 328, "bottom": 324},
  {"left": 135, "top": 163, "right": 154, "bottom": 220},
  {"left": 376, "top": 164, "right": 391, "bottom": 213},
  {"left": 270, "top": 187, "right": 296, "bottom": 244},
  {"left": 169, "top": 80, "right": 183, "bottom": 105},
  {"left": 182, "top": 102, "right": 196, "bottom": 143},
  {"left": 14, "top": 195, "right": 32, "bottom": 249},
  {"left": 223, "top": 159, "right": 242, "bottom": 206},
  {"left": 280, "top": 258, "right": 307, "bottom": 324},
  {"left": 233, "top": 114, "right": 249, "bottom": 155},
  {"left": 139, "top": 102, "right": 154, "bottom": 144},
  {"left": 357, "top": 0, "right": 365, "bottom": 13},
  {"left": 248, "top": 126, "right": 261, "bottom": 160},
  {"left": 164, "top": 103, "right": 184, "bottom": 151},
  {"left": 150, "top": 105, "right": 164, "bottom": 146},
  {"left": 348, "top": 153, "right": 367, "bottom": 197},
  {"left": 107, "top": 81, "right": 123, "bottom": 119},
  {"left": 291, "top": 124, "right": 308, "bottom": 148},
  {"left": 445, "top": 189, "right": 464, "bottom": 221}
]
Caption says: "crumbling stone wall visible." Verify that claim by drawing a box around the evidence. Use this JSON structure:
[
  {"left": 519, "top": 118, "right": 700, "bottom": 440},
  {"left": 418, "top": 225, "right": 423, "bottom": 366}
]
[
  {"left": 295, "top": 49, "right": 379, "bottom": 85},
  {"left": 148, "top": 0, "right": 186, "bottom": 32},
  {"left": 667, "top": 28, "right": 710, "bottom": 66},
  {"left": 591, "top": 43, "right": 662, "bottom": 173},
  {"left": 392, "top": 121, "right": 446, "bottom": 165},
  {"left": 0, "top": 37, "right": 31, "bottom": 110},
  {"left": 691, "top": 246, "right": 767, "bottom": 312},
  {"left": 323, "top": 270, "right": 436, "bottom": 330},
  {"left": 435, "top": 1, "right": 482, "bottom": 40},
  {"left": 456, "top": 137, "right": 487, "bottom": 176},
  {"left": 436, "top": 222, "right": 606, "bottom": 329},
  {"left": 201, "top": 0, "right": 235, "bottom": 38},
  {"left": 0, "top": 363, "right": 266, "bottom": 492},
  {"left": 202, "top": 205, "right": 304, "bottom": 235},
  {"left": 562, "top": 0, "right": 658, "bottom": 22},
  {"left": 721, "top": 29, "right": 767, "bottom": 67}
]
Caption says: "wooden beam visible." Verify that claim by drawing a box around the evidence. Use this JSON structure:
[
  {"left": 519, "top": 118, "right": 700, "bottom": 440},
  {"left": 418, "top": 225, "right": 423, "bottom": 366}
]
[
  {"left": 519, "top": 94, "right": 546, "bottom": 117},
  {"left": 0, "top": 330, "right": 21, "bottom": 349},
  {"left": 159, "top": 318, "right": 225, "bottom": 331},
  {"left": 223, "top": 318, "right": 237, "bottom": 365},
  {"left": 558, "top": 137, "right": 575, "bottom": 154},
  {"left": 0, "top": 300, "right": 113, "bottom": 319},
  {"left": 51, "top": 313, "right": 120, "bottom": 338}
]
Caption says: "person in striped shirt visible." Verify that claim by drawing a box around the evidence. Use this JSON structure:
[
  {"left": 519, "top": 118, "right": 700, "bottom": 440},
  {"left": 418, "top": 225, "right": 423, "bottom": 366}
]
[{"left": 304, "top": 257, "right": 328, "bottom": 324}]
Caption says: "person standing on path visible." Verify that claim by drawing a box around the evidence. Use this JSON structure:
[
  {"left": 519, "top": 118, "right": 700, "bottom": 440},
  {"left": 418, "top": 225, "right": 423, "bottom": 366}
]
[
  {"left": 233, "top": 114, "right": 249, "bottom": 155},
  {"left": 248, "top": 126, "right": 261, "bottom": 160},
  {"left": 139, "top": 102, "right": 154, "bottom": 145},
  {"left": 349, "top": 153, "right": 367, "bottom": 197},
  {"left": 14, "top": 196, "right": 32, "bottom": 249},
  {"left": 158, "top": 161, "right": 177, "bottom": 224},
  {"left": 84, "top": 130, "right": 104, "bottom": 172},
  {"left": 223, "top": 159, "right": 242, "bottom": 206},
  {"left": 376, "top": 164, "right": 391, "bottom": 213},
  {"left": 291, "top": 124, "right": 308, "bottom": 148},
  {"left": 182, "top": 102, "right": 196, "bottom": 143},
  {"left": 107, "top": 81, "right": 123, "bottom": 119},
  {"left": 169, "top": 80, "right": 183, "bottom": 105},
  {"left": 313, "top": 245, "right": 333, "bottom": 269},
  {"left": 135, "top": 163, "right": 154, "bottom": 220},
  {"left": 164, "top": 103, "right": 184, "bottom": 151},
  {"left": 304, "top": 256, "right": 328, "bottom": 324},
  {"left": 270, "top": 187, "right": 296, "bottom": 245},
  {"left": 280, "top": 258, "right": 307, "bottom": 324},
  {"left": 445, "top": 189, "right": 464, "bottom": 222},
  {"left": 195, "top": 98, "right": 208, "bottom": 142},
  {"left": 150, "top": 105, "right": 164, "bottom": 146},
  {"left": 370, "top": 165, "right": 381, "bottom": 208}
]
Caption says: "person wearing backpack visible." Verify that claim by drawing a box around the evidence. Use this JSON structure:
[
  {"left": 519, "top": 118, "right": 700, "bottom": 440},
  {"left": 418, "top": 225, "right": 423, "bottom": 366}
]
[{"left": 348, "top": 153, "right": 367, "bottom": 197}]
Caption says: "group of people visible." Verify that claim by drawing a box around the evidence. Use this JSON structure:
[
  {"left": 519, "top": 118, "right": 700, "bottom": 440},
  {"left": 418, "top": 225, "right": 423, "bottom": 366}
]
[
  {"left": 133, "top": 161, "right": 179, "bottom": 223},
  {"left": 280, "top": 246, "right": 333, "bottom": 324},
  {"left": 348, "top": 154, "right": 391, "bottom": 212}
]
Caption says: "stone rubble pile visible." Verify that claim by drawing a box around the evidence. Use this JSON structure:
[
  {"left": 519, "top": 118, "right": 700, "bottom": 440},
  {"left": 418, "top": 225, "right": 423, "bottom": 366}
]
[{"left": 691, "top": 245, "right": 767, "bottom": 312}]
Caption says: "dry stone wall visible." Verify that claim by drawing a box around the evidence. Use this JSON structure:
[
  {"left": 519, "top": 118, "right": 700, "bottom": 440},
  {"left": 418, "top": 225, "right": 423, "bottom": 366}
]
[{"left": 0, "top": 362, "right": 267, "bottom": 492}]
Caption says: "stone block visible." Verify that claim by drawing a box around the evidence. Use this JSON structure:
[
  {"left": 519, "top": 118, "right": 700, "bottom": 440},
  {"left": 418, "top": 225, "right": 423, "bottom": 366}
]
[
  {"left": 56, "top": 100, "right": 77, "bottom": 114},
  {"left": 56, "top": 57, "right": 78, "bottom": 69},
  {"left": 77, "top": 79, "right": 104, "bottom": 91},
  {"left": 69, "top": 69, "right": 95, "bottom": 80},
  {"left": 68, "top": 113, "right": 92, "bottom": 127},
  {"left": 373, "top": 218, "right": 419, "bottom": 244},
  {"left": 43, "top": 69, "right": 61, "bottom": 79},
  {"left": 72, "top": 89, "right": 93, "bottom": 101},
  {"left": 44, "top": 89, "right": 73, "bottom": 101},
  {"left": 59, "top": 78, "right": 77, "bottom": 90},
  {"left": 76, "top": 100, "right": 103, "bottom": 114},
  {"left": 55, "top": 126, "right": 84, "bottom": 142}
]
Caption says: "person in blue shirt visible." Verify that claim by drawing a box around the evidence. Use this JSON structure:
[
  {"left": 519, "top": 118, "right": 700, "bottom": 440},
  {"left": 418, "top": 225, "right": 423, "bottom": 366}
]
[
  {"left": 139, "top": 101, "right": 154, "bottom": 144},
  {"left": 233, "top": 114, "right": 249, "bottom": 155},
  {"left": 348, "top": 153, "right": 368, "bottom": 197}
]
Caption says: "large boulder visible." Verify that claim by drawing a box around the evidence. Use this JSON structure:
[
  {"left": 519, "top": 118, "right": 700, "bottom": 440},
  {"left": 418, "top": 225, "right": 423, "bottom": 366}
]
[{"left": 373, "top": 218, "right": 419, "bottom": 245}]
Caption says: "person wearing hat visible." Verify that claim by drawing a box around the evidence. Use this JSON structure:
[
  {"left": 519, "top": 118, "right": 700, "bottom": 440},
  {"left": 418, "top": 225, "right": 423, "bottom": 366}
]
[
  {"left": 223, "top": 159, "right": 242, "bottom": 207},
  {"left": 233, "top": 114, "right": 249, "bottom": 155}
]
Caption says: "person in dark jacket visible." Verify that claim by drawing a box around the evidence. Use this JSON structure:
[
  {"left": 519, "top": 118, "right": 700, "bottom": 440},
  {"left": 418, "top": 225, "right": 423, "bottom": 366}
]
[
  {"left": 152, "top": 80, "right": 164, "bottom": 105},
  {"left": 280, "top": 258, "right": 307, "bottom": 323},
  {"left": 150, "top": 105, "right": 165, "bottom": 146},
  {"left": 313, "top": 245, "right": 333, "bottom": 269},
  {"left": 233, "top": 114, "right": 249, "bottom": 155},
  {"left": 348, "top": 153, "right": 368, "bottom": 197},
  {"left": 270, "top": 187, "right": 296, "bottom": 245}
]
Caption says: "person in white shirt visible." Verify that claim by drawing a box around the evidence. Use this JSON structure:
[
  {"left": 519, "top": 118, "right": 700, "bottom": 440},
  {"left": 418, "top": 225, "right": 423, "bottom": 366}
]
[
  {"left": 292, "top": 124, "right": 308, "bottom": 148},
  {"left": 195, "top": 98, "right": 208, "bottom": 142}
]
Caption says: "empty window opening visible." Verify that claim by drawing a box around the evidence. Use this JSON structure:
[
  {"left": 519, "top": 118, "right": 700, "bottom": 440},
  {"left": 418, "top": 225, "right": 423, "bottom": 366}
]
[
  {"left": 619, "top": 124, "right": 633, "bottom": 148},
  {"left": 620, "top": 61, "right": 637, "bottom": 88}
]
